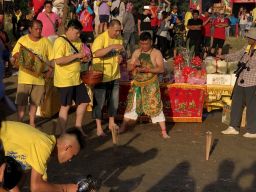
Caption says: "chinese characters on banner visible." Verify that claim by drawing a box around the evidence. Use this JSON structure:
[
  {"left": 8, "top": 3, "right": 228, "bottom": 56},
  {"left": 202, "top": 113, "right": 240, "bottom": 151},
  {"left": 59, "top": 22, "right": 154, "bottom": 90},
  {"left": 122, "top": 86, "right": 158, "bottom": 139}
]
[{"left": 190, "top": 0, "right": 202, "bottom": 12}]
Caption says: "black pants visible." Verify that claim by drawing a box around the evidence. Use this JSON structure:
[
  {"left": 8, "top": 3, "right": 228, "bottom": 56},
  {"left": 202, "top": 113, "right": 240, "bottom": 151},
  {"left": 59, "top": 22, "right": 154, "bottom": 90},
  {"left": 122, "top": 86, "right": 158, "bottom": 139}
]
[
  {"left": 158, "top": 36, "right": 169, "bottom": 58},
  {"left": 230, "top": 25, "right": 236, "bottom": 37},
  {"left": 152, "top": 26, "right": 158, "bottom": 46},
  {"left": 188, "top": 38, "right": 201, "bottom": 57},
  {"left": 230, "top": 84, "right": 256, "bottom": 133}
]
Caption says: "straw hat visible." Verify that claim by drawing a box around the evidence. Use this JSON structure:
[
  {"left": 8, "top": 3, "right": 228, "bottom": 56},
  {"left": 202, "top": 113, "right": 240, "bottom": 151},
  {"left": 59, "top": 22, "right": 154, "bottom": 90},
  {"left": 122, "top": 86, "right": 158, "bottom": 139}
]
[{"left": 246, "top": 28, "right": 256, "bottom": 40}]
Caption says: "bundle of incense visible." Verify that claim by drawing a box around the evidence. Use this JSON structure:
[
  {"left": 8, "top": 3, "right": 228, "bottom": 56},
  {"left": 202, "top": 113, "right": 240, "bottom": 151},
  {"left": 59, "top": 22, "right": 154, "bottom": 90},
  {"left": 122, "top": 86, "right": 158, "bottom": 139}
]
[{"left": 206, "top": 131, "right": 212, "bottom": 160}]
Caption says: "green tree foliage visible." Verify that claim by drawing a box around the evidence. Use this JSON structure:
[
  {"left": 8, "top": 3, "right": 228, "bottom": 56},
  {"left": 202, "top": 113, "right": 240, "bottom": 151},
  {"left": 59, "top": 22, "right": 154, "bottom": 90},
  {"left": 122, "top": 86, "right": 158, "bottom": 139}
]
[{"left": 14, "top": 0, "right": 30, "bottom": 14}]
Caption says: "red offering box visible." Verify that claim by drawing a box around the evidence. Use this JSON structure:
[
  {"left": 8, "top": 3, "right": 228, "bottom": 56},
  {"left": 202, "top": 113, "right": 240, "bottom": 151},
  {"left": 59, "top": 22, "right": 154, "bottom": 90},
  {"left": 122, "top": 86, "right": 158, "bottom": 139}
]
[{"left": 168, "top": 83, "right": 206, "bottom": 122}]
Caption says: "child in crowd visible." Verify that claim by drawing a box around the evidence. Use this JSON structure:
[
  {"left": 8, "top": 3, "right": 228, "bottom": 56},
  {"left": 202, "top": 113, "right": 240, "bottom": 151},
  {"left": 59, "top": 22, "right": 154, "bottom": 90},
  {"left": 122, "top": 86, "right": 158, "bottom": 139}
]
[{"left": 173, "top": 16, "right": 185, "bottom": 58}]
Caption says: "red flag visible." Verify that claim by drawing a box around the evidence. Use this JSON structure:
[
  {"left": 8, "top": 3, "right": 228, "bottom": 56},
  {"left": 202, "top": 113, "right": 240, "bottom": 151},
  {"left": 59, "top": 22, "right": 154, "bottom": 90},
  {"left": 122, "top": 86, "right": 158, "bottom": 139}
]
[{"left": 33, "top": 0, "right": 45, "bottom": 15}]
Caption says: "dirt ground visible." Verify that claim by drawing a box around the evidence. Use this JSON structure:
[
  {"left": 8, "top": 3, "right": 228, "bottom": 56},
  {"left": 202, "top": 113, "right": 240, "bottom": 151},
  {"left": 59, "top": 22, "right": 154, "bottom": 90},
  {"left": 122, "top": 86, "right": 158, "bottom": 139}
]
[
  {"left": 2, "top": 35, "right": 252, "bottom": 191},
  {"left": 3, "top": 72, "right": 256, "bottom": 192}
]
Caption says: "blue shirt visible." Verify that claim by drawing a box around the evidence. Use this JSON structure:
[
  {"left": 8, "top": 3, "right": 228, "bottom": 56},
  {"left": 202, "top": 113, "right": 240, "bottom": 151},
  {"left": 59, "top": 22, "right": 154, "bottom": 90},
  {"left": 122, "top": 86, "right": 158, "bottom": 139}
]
[{"left": 229, "top": 16, "right": 238, "bottom": 26}]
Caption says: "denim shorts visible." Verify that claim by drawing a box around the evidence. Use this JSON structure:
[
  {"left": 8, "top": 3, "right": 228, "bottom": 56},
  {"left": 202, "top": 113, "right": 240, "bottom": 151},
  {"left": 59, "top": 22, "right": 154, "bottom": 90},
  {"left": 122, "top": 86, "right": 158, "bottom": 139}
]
[{"left": 92, "top": 80, "right": 119, "bottom": 119}]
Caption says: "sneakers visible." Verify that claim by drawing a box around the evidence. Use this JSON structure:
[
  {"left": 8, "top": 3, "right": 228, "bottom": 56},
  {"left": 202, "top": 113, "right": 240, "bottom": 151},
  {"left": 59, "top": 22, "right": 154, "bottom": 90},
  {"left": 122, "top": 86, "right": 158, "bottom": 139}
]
[
  {"left": 243, "top": 132, "right": 256, "bottom": 138},
  {"left": 221, "top": 127, "right": 239, "bottom": 135}
]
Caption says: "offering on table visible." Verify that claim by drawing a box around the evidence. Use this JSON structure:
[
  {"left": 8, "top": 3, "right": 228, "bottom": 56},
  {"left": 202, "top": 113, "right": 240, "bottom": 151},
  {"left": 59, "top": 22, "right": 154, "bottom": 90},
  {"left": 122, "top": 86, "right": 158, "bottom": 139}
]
[{"left": 204, "top": 56, "right": 227, "bottom": 74}]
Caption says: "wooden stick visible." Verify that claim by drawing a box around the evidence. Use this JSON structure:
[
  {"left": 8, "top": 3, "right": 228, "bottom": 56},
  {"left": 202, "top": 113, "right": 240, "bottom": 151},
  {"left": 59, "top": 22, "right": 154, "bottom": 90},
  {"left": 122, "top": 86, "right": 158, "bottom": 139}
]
[
  {"left": 206, "top": 131, "right": 212, "bottom": 160},
  {"left": 111, "top": 126, "right": 118, "bottom": 145}
]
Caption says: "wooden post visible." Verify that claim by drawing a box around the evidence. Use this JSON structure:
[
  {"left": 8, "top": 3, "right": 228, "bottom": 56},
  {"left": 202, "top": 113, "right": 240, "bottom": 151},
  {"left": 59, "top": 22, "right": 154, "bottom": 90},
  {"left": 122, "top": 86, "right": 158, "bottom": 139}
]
[
  {"left": 58, "top": 0, "right": 69, "bottom": 35},
  {"left": 111, "top": 127, "right": 118, "bottom": 145},
  {"left": 206, "top": 131, "right": 212, "bottom": 160}
]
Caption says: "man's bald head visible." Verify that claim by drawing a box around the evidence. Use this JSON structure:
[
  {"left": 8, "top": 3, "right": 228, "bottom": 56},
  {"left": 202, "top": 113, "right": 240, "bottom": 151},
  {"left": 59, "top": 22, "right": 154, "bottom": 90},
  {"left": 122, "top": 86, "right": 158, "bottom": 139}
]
[{"left": 56, "top": 128, "right": 84, "bottom": 163}]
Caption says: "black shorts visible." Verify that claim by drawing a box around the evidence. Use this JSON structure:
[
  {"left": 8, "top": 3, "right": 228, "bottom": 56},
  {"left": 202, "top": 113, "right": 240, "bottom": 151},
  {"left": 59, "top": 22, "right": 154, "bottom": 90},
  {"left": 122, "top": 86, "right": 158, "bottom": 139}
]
[
  {"left": 203, "top": 36, "right": 211, "bottom": 47},
  {"left": 59, "top": 84, "right": 90, "bottom": 106},
  {"left": 212, "top": 38, "right": 225, "bottom": 49},
  {"left": 99, "top": 15, "right": 109, "bottom": 23},
  {"left": 80, "top": 31, "right": 95, "bottom": 44}
]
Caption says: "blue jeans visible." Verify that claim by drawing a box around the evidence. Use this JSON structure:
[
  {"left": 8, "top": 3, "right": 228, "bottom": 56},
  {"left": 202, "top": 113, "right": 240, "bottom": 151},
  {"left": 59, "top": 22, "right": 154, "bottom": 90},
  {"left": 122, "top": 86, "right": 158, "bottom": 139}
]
[{"left": 92, "top": 79, "right": 119, "bottom": 119}]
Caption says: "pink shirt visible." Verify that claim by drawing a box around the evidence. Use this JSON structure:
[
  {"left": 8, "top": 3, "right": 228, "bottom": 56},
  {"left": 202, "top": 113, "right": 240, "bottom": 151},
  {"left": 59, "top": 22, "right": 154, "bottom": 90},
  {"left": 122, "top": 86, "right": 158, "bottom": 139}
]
[{"left": 37, "top": 12, "right": 60, "bottom": 37}]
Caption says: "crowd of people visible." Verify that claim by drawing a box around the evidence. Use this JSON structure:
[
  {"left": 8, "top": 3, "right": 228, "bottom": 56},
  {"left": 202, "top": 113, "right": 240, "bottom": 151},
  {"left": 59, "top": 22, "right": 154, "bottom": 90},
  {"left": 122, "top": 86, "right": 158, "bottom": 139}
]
[{"left": 0, "top": 0, "right": 256, "bottom": 191}]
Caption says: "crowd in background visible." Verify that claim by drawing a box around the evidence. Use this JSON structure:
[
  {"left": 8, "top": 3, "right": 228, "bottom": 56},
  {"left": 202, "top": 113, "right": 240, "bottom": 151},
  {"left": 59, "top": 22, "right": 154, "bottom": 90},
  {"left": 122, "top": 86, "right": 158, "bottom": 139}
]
[{"left": 1, "top": 0, "right": 256, "bottom": 69}]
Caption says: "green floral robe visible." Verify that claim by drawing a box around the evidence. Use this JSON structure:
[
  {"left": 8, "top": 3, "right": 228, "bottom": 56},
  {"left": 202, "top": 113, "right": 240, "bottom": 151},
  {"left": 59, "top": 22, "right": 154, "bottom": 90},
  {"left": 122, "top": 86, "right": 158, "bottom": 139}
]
[{"left": 125, "top": 52, "right": 163, "bottom": 117}]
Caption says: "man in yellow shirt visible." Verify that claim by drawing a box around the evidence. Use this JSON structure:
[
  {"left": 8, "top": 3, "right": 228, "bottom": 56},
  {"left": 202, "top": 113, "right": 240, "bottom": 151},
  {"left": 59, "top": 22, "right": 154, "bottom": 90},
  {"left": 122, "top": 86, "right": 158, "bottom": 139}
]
[
  {"left": 0, "top": 120, "right": 84, "bottom": 192},
  {"left": 91, "top": 19, "right": 123, "bottom": 136},
  {"left": 53, "top": 19, "right": 90, "bottom": 135},
  {"left": 12, "top": 19, "right": 53, "bottom": 128},
  {"left": 184, "top": 8, "right": 193, "bottom": 33}
]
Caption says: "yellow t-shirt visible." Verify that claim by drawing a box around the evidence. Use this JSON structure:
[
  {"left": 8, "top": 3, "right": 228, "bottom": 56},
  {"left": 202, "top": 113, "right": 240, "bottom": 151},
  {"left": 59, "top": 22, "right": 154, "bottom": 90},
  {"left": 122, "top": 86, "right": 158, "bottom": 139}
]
[
  {"left": 0, "top": 121, "right": 56, "bottom": 180},
  {"left": 12, "top": 35, "right": 54, "bottom": 85},
  {"left": 184, "top": 11, "right": 193, "bottom": 31},
  {"left": 91, "top": 31, "right": 123, "bottom": 82},
  {"left": 53, "top": 35, "right": 82, "bottom": 87}
]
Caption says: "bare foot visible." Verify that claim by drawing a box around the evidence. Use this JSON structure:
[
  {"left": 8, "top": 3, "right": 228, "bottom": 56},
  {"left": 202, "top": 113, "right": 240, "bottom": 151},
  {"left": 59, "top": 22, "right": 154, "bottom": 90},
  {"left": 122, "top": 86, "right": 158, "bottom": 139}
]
[
  {"left": 97, "top": 131, "right": 107, "bottom": 137},
  {"left": 96, "top": 127, "right": 107, "bottom": 137},
  {"left": 162, "top": 132, "right": 170, "bottom": 139},
  {"left": 109, "top": 124, "right": 119, "bottom": 131}
]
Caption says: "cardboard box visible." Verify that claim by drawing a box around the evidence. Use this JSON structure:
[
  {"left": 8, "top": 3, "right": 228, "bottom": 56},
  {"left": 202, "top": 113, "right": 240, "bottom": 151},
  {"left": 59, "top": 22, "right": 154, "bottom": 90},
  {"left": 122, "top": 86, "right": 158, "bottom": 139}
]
[
  {"left": 222, "top": 105, "right": 246, "bottom": 127},
  {"left": 207, "top": 74, "right": 231, "bottom": 85},
  {"left": 231, "top": 74, "right": 237, "bottom": 86}
]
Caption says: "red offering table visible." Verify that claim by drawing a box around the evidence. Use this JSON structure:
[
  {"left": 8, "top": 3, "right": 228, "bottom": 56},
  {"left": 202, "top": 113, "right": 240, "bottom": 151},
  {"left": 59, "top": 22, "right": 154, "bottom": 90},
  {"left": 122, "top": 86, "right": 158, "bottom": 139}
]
[
  {"left": 168, "top": 83, "right": 206, "bottom": 122},
  {"left": 118, "top": 82, "right": 206, "bottom": 122}
]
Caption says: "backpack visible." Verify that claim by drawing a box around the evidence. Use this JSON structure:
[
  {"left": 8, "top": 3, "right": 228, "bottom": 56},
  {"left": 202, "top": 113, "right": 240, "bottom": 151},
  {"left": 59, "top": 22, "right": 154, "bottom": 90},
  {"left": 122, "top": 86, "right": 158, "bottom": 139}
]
[{"left": 111, "top": 1, "right": 121, "bottom": 17}]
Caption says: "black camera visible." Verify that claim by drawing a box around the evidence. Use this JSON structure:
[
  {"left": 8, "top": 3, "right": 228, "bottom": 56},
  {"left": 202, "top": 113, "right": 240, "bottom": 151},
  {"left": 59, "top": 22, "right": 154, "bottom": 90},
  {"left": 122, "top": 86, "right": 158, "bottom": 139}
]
[
  {"left": 77, "top": 175, "right": 98, "bottom": 192},
  {"left": 234, "top": 62, "right": 247, "bottom": 77}
]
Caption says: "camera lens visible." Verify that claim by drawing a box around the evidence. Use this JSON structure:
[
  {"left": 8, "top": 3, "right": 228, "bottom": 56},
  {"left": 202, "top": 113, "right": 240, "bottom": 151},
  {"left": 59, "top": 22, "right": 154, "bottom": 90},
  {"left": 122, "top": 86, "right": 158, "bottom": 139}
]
[{"left": 240, "top": 79, "right": 244, "bottom": 84}]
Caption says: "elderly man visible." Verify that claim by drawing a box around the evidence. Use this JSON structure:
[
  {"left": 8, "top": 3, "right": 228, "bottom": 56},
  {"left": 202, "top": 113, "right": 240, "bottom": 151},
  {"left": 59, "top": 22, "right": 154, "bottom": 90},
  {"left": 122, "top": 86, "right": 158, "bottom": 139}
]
[
  {"left": 91, "top": 19, "right": 123, "bottom": 136},
  {"left": 0, "top": 121, "right": 83, "bottom": 192},
  {"left": 119, "top": 32, "right": 169, "bottom": 139},
  {"left": 221, "top": 28, "right": 256, "bottom": 138},
  {"left": 37, "top": 0, "right": 61, "bottom": 37},
  {"left": 12, "top": 19, "right": 53, "bottom": 128},
  {"left": 53, "top": 19, "right": 90, "bottom": 135}
]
